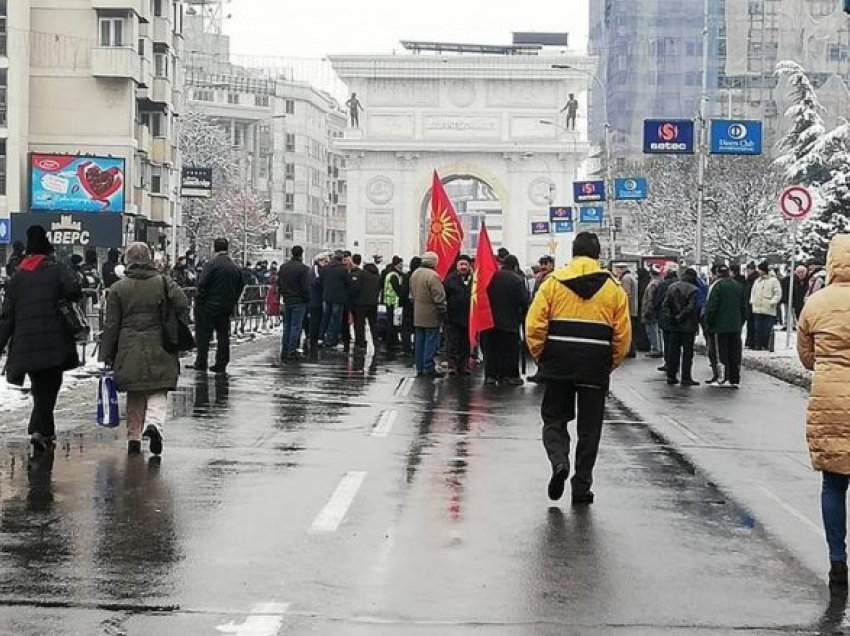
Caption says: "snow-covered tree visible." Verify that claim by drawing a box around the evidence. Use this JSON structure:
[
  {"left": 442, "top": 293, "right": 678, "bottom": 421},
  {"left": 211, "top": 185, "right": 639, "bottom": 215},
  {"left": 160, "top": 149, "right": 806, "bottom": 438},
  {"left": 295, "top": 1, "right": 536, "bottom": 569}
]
[
  {"left": 178, "top": 110, "right": 277, "bottom": 261},
  {"left": 774, "top": 60, "right": 827, "bottom": 186},
  {"left": 797, "top": 123, "right": 850, "bottom": 261}
]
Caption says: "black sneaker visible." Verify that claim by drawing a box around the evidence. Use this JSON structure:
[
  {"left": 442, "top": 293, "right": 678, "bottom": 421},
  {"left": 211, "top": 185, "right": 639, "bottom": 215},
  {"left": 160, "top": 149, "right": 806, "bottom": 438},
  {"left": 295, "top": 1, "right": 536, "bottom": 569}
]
[
  {"left": 127, "top": 440, "right": 142, "bottom": 455},
  {"left": 547, "top": 464, "right": 570, "bottom": 501},
  {"left": 143, "top": 425, "right": 163, "bottom": 456},
  {"left": 572, "top": 490, "right": 595, "bottom": 506},
  {"left": 657, "top": 365, "right": 668, "bottom": 372},
  {"left": 681, "top": 379, "right": 701, "bottom": 387}
]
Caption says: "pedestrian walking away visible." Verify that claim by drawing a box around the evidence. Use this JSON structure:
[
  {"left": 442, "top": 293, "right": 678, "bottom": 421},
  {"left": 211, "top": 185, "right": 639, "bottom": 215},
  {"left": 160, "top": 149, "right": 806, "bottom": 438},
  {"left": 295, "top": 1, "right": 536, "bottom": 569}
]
[
  {"left": 0, "top": 226, "right": 82, "bottom": 452},
  {"left": 797, "top": 234, "right": 850, "bottom": 593},
  {"left": 353, "top": 258, "right": 381, "bottom": 350},
  {"left": 662, "top": 267, "right": 701, "bottom": 386},
  {"left": 100, "top": 243, "right": 189, "bottom": 456},
  {"left": 278, "top": 245, "right": 310, "bottom": 360},
  {"left": 190, "top": 238, "right": 245, "bottom": 373},
  {"left": 319, "top": 251, "right": 352, "bottom": 349},
  {"left": 410, "top": 251, "right": 447, "bottom": 378},
  {"left": 705, "top": 264, "right": 746, "bottom": 387},
  {"left": 525, "top": 232, "right": 631, "bottom": 506},
  {"left": 483, "top": 255, "right": 529, "bottom": 385}
]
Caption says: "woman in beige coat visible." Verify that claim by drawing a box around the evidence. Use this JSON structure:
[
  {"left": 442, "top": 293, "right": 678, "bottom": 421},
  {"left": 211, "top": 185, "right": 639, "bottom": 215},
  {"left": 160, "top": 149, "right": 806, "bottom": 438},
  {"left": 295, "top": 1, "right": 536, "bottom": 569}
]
[{"left": 798, "top": 234, "right": 850, "bottom": 592}]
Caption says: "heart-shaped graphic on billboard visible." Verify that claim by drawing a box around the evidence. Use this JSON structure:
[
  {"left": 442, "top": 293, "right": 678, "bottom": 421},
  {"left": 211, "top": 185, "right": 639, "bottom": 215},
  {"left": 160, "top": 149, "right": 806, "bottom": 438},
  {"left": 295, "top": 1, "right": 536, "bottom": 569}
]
[{"left": 76, "top": 161, "right": 123, "bottom": 209}]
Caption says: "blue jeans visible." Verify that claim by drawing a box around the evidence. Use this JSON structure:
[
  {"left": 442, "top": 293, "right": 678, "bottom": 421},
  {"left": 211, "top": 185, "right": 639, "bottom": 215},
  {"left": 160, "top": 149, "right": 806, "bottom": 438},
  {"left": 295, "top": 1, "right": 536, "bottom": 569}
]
[
  {"left": 320, "top": 302, "right": 345, "bottom": 347},
  {"left": 753, "top": 313, "right": 775, "bottom": 350},
  {"left": 282, "top": 303, "right": 307, "bottom": 356},
  {"left": 823, "top": 472, "right": 850, "bottom": 562},
  {"left": 414, "top": 327, "right": 440, "bottom": 373},
  {"left": 644, "top": 322, "right": 662, "bottom": 354}
]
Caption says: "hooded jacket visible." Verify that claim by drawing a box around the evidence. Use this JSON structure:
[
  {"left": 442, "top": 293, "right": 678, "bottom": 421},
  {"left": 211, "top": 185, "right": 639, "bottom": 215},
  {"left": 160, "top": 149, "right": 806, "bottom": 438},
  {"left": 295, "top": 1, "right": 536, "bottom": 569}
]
[
  {"left": 525, "top": 256, "right": 631, "bottom": 386},
  {"left": 798, "top": 235, "right": 850, "bottom": 473}
]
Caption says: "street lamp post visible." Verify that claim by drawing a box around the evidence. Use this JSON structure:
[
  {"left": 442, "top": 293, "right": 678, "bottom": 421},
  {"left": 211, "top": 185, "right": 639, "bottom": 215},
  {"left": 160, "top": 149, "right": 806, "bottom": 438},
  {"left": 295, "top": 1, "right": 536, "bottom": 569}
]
[
  {"left": 551, "top": 64, "right": 615, "bottom": 262},
  {"left": 538, "top": 119, "right": 579, "bottom": 179}
]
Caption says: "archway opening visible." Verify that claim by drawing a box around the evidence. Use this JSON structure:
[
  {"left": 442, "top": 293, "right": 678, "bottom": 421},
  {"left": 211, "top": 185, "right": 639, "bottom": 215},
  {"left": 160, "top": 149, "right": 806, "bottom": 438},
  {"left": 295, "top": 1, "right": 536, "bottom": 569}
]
[{"left": 420, "top": 175, "right": 503, "bottom": 255}]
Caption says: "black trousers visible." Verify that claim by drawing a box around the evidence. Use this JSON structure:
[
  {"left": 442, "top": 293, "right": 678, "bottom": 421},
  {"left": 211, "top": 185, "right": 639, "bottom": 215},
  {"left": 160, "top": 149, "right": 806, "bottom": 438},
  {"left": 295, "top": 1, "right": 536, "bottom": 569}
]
[
  {"left": 28, "top": 368, "right": 64, "bottom": 437},
  {"left": 541, "top": 381, "right": 607, "bottom": 494},
  {"left": 383, "top": 305, "right": 399, "bottom": 351},
  {"left": 308, "top": 305, "right": 323, "bottom": 346},
  {"left": 195, "top": 310, "right": 232, "bottom": 369},
  {"left": 444, "top": 323, "right": 470, "bottom": 371},
  {"left": 702, "top": 319, "right": 719, "bottom": 378},
  {"left": 400, "top": 305, "right": 414, "bottom": 354},
  {"left": 716, "top": 333, "right": 743, "bottom": 384},
  {"left": 354, "top": 305, "right": 379, "bottom": 347},
  {"left": 668, "top": 330, "right": 696, "bottom": 382},
  {"left": 482, "top": 329, "right": 520, "bottom": 380}
]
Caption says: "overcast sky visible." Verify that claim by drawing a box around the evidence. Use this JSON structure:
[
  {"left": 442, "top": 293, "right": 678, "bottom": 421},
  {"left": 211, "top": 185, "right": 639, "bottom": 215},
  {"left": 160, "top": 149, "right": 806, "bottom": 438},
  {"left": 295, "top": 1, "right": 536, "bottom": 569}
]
[{"left": 224, "top": 0, "right": 589, "bottom": 59}]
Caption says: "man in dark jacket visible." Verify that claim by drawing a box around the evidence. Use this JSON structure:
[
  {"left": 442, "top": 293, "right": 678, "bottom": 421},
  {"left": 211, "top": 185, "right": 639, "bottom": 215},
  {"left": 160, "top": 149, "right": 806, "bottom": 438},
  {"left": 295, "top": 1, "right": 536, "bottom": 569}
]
[
  {"left": 654, "top": 263, "right": 679, "bottom": 373},
  {"left": 278, "top": 245, "right": 310, "bottom": 360},
  {"left": 319, "top": 251, "right": 351, "bottom": 348},
  {"left": 743, "top": 261, "right": 758, "bottom": 348},
  {"left": 353, "top": 261, "right": 381, "bottom": 350},
  {"left": 483, "top": 255, "right": 529, "bottom": 385},
  {"left": 705, "top": 264, "right": 746, "bottom": 387},
  {"left": 0, "top": 226, "right": 82, "bottom": 450},
  {"left": 102, "top": 248, "right": 121, "bottom": 289},
  {"left": 663, "top": 267, "right": 701, "bottom": 386},
  {"left": 307, "top": 253, "right": 328, "bottom": 351},
  {"left": 444, "top": 255, "right": 473, "bottom": 375},
  {"left": 190, "top": 238, "right": 244, "bottom": 373}
]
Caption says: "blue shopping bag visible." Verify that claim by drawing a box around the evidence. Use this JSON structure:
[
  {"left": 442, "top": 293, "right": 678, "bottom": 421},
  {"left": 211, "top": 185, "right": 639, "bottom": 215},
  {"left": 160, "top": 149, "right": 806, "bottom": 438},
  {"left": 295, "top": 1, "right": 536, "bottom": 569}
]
[{"left": 96, "top": 368, "right": 120, "bottom": 428}]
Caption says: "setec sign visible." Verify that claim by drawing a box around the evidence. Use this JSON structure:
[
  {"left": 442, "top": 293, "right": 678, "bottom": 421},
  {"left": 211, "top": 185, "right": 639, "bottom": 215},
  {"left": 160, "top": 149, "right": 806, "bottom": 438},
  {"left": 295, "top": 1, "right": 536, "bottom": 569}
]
[
  {"left": 573, "top": 180, "right": 606, "bottom": 203},
  {"left": 614, "top": 178, "right": 648, "bottom": 200},
  {"left": 549, "top": 206, "right": 573, "bottom": 222},
  {"left": 710, "top": 120, "right": 763, "bottom": 155},
  {"left": 531, "top": 221, "right": 551, "bottom": 235},
  {"left": 643, "top": 119, "right": 696, "bottom": 154}
]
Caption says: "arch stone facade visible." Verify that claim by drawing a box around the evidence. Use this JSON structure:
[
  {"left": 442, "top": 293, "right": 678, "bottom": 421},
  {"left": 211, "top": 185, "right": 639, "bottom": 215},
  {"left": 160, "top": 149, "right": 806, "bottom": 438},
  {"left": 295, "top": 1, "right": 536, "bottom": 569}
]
[{"left": 330, "top": 53, "right": 595, "bottom": 266}]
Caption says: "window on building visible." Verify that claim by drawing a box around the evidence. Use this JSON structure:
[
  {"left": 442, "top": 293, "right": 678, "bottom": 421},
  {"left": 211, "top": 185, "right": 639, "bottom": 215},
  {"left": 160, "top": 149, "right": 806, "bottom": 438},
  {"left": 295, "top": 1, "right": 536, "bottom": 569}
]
[
  {"left": 0, "top": 69, "right": 6, "bottom": 127},
  {"left": 227, "top": 92, "right": 239, "bottom": 105},
  {"left": 0, "top": 9, "right": 7, "bottom": 57},
  {"left": 154, "top": 50, "right": 169, "bottom": 78},
  {"left": 258, "top": 156, "right": 269, "bottom": 179},
  {"left": 285, "top": 163, "right": 295, "bottom": 180},
  {"left": 173, "top": 1, "right": 183, "bottom": 32},
  {"left": 255, "top": 94, "right": 270, "bottom": 107},
  {"left": 99, "top": 17, "right": 126, "bottom": 47},
  {"left": 285, "top": 100, "right": 295, "bottom": 115},
  {"left": 284, "top": 194, "right": 294, "bottom": 210},
  {"left": 142, "top": 112, "right": 163, "bottom": 137},
  {"left": 0, "top": 139, "right": 6, "bottom": 195},
  {"left": 151, "top": 166, "right": 163, "bottom": 194},
  {"left": 285, "top": 133, "right": 296, "bottom": 152},
  {"left": 283, "top": 223, "right": 294, "bottom": 239},
  {"left": 153, "top": 0, "right": 164, "bottom": 17}
]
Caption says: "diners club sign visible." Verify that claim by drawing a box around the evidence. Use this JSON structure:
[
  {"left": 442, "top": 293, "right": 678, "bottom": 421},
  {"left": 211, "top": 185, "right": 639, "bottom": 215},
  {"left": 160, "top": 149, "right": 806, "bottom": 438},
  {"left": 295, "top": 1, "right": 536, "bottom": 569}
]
[{"left": 30, "top": 153, "right": 126, "bottom": 213}]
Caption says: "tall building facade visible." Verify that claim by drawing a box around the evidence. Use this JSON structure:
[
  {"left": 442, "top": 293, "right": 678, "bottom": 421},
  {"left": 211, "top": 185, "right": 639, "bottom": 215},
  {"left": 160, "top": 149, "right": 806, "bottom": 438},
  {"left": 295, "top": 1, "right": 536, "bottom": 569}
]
[
  {"left": 721, "top": 0, "right": 850, "bottom": 143},
  {"left": 589, "top": 0, "right": 723, "bottom": 159},
  {"left": 1, "top": 0, "right": 185, "bottom": 259},
  {"left": 184, "top": 8, "right": 347, "bottom": 261}
]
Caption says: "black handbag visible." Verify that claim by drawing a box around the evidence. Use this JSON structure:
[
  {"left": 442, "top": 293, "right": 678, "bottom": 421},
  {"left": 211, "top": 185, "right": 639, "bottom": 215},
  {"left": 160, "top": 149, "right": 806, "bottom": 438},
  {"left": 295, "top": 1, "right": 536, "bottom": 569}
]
[
  {"left": 160, "top": 275, "right": 195, "bottom": 353},
  {"left": 58, "top": 298, "right": 90, "bottom": 343}
]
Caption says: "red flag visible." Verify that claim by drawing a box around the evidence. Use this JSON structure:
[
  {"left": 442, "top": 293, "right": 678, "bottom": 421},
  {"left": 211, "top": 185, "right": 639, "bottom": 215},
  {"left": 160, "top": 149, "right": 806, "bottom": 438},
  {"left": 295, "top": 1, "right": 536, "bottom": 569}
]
[
  {"left": 469, "top": 222, "right": 498, "bottom": 348},
  {"left": 427, "top": 171, "right": 464, "bottom": 279}
]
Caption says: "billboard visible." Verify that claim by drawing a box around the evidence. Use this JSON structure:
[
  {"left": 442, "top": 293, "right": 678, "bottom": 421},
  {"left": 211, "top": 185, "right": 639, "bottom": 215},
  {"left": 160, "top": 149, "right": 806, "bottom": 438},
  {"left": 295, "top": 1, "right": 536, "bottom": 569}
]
[
  {"left": 579, "top": 206, "right": 604, "bottom": 224},
  {"left": 30, "top": 154, "right": 126, "bottom": 213},
  {"left": 181, "top": 167, "right": 213, "bottom": 198},
  {"left": 614, "top": 178, "right": 649, "bottom": 200},
  {"left": 549, "top": 206, "right": 573, "bottom": 222},
  {"left": 11, "top": 212, "right": 123, "bottom": 248},
  {"left": 531, "top": 221, "right": 551, "bottom": 235},
  {"left": 572, "top": 180, "right": 606, "bottom": 203},
  {"left": 643, "top": 120, "right": 696, "bottom": 154},
  {"left": 710, "top": 120, "right": 763, "bottom": 155}
]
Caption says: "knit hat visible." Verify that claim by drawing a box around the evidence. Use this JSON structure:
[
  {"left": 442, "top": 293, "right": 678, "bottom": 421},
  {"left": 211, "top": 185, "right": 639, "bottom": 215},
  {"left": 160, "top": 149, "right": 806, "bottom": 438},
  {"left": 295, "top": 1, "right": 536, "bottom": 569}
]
[
  {"left": 421, "top": 251, "right": 439, "bottom": 268},
  {"left": 757, "top": 261, "right": 770, "bottom": 274},
  {"left": 25, "top": 225, "right": 53, "bottom": 256}
]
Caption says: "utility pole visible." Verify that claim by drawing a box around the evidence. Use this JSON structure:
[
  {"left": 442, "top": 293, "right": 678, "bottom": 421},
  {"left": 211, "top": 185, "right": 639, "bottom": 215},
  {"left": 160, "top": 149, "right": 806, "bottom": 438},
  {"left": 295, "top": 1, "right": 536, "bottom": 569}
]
[
  {"left": 604, "top": 122, "right": 615, "bottom": 262},
  {"left": 695, "top": 0, "right": 711, "bottom": 265}
]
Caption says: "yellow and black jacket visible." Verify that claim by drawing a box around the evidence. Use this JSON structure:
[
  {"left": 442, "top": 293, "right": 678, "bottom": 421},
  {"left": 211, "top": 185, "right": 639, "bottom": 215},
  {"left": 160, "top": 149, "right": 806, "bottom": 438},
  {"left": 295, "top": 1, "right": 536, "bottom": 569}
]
[{"left": 525, "top": 257, "right": 632, "bottom": 386}]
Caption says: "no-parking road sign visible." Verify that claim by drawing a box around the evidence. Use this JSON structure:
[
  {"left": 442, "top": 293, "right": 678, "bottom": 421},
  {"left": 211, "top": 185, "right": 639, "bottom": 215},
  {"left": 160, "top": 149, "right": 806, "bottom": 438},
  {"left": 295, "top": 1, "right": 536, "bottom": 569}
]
[{"left": 780, "top": 186, "right": 813, "bottom": 220}]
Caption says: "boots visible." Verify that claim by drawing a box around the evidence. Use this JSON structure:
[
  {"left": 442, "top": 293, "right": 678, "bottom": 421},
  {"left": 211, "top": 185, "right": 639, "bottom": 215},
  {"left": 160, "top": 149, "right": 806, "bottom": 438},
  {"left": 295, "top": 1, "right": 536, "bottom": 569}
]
[{"left": 829, "top": 561, "right": 848, "bottom": 591}]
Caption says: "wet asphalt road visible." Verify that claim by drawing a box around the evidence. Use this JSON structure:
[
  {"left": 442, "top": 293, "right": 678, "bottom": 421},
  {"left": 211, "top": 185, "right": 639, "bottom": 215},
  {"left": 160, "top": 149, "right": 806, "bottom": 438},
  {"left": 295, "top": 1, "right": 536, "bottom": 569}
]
[{"left": 0, "top": 342, "right": 842, "bottom": 634}]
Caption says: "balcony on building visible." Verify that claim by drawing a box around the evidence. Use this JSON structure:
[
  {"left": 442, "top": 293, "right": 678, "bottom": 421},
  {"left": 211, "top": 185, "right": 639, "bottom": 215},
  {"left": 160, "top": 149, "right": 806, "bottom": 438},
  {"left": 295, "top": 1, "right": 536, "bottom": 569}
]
[
  {"left": 150, "top": 76, "right": 173, "bottom": 107},
  {"left": 92, "top": 46, "right": 139, "bottom": 80},
  {"left": 92, "top": 0, "right": 150, "bottom": 22},
  {"left": 137, "top": 52, "right": 153, "bottom": 88},
  {"left": 152, "top": 137, "right": 172, "bottom": 165},
  {"left": 134, "top": 187, "right": 152, "bottom": 219},
  {"left": 135, "top": 121, "right": 152, "bottom": 155},
  {"left": 152, "top": 15, "right": 173, "bottom": 45},
  {"left": 150, "top": 194, "right": 172, "bottom": 224}
]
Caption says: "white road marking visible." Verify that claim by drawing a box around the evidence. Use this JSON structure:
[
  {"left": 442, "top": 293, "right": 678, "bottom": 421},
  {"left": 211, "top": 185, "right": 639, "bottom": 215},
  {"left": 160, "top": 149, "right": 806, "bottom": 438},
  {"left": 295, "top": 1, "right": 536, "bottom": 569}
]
[
  {"left": 369, "top": 524, "right": 397, "bottom": 584},
  {"left": 216, "top": 603, "right": 289, "bottom": 635},
  {"left": 372, "top": 410, "right": 397, "bottom": 438},
  {"left": 310, "top": 471, "right": 367, "bottom": 534},
  {"left": 757, "top": 485, "right": 822, "bottom": 535},
  {"left": 399, "top": 377, "right": 415, "bottom": 398}
]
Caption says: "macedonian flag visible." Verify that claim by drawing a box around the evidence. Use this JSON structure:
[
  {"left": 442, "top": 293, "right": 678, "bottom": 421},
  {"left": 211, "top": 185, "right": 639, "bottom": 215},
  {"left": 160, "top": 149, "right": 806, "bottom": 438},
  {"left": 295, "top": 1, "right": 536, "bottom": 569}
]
[
  {"left": 469, "top": 222, "right": 498, "bottom": 348},
  {"left": 427, "top": 171, "right": 464, "bottom": 279}
]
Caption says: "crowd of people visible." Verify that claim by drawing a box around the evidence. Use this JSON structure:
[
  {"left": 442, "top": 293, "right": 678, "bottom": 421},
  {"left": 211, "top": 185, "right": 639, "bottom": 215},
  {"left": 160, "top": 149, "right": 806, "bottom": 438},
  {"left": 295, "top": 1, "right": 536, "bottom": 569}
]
[{"left": 5, "top": 224, "right": 850, "bottom": 595}]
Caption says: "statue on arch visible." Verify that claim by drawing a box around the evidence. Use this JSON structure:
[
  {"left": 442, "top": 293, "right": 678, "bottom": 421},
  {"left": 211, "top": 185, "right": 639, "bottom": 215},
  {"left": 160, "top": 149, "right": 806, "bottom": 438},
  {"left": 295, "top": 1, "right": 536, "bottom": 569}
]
[
  {"left": 345, "top": 92, "right": 364, "bottom": 128},
  {"left": 560, "top": 93, "right": 579, "bottom": 130}
]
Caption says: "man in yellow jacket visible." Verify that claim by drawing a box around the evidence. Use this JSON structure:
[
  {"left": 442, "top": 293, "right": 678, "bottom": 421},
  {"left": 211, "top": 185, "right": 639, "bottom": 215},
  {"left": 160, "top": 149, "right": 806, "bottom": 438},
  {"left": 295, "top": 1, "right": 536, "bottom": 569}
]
[{"left": 525, "top": 232, "right": 632, "bottom": 504}]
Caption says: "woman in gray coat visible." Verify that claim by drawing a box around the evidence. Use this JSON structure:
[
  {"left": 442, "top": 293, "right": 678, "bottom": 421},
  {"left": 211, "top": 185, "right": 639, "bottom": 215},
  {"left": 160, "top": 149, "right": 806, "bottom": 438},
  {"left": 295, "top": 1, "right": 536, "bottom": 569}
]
[{"left": 100, "top": 243, "right": 189, "bottom": 455}]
